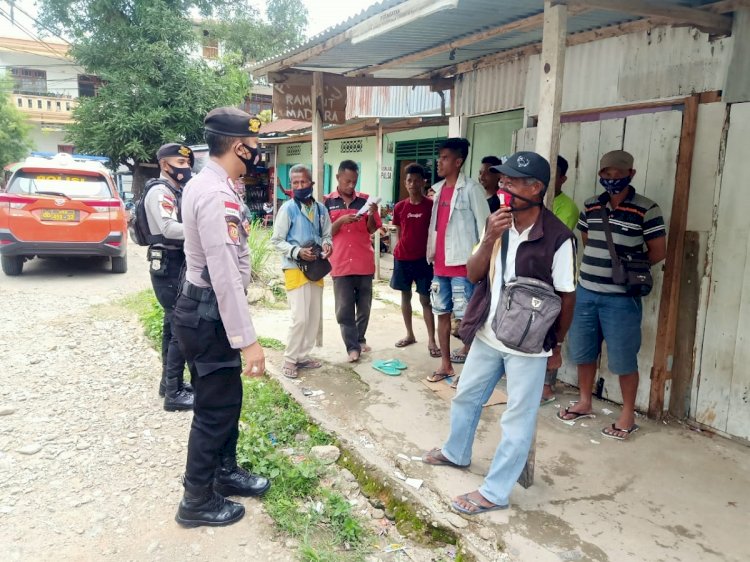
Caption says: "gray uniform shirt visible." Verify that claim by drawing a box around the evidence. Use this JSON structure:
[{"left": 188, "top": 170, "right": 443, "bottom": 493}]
[
  {"left": 182, "top": 160, "right": 256, "bottom": 349},
  {"left": 144, "top": 176, "right": 184, "bottom": 249}
]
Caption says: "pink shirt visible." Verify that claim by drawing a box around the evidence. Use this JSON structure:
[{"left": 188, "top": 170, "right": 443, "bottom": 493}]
[{"left": 433, "top": 186, "right": 468, "bottom": 278}]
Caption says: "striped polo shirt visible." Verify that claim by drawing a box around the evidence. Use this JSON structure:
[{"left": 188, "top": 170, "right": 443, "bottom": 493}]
[{"left": 577, "top": 187, "right": 666, "bottom": 294}]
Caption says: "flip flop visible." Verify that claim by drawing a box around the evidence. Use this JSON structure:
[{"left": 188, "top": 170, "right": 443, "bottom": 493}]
[
  {"left": 421, "top": 448, "right": 468, "bottom": 468},
  {"left": 449, "top": 350, "right": 467, "bottom": 364},
  {"left": 556, "top": 407, "right": 595, "bottom": 423},
  {"left": 395, "top": 338, "right": 416, "bottom": 348},
  {"left": 540, "top": 396, "right": 556, "bottom": 406},
  {"left": 297, "top": 359, "right": 322, "bottom": 369},
  {"left": 601, "top": 423, "right": 640, "bottom": 441},
  {"left": 451, "top": 493, "right": 508, "bottom": 515},
  {"left": 374, "top": 359, "right": 407, "bottom": 370},
  {"left": 449, "top": 375, "right": 460, "bottom": 389},
  {"left": 428, "top": 347, "right": 441, "bottom": 358},
  {"left": 426, "top": 371, "right": 452, "bottom": 383},
  {"left": 373, "top": 363, "right": 401, "bottom": 376},
  {"left": 281, "top": 364, "right": 298, "bottom": 379}
]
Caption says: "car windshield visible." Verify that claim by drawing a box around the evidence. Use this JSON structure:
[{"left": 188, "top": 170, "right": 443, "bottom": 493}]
[{"left": 9, "top": 171, "right": 112, "bottom": 198}]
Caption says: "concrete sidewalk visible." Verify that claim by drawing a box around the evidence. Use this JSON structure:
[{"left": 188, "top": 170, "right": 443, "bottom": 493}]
[{"left": 251, "top": 280, "right": 749, "bottom": 562}]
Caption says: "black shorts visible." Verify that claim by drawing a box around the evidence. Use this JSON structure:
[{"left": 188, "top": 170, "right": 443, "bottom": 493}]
[{"left": 390, "top": 258, "right": 433, "bottom": 296}]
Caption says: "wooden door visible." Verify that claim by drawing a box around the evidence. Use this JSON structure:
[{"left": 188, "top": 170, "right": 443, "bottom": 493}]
[{"left": 692, "top": 102, "right": 750, "bottom": 440}]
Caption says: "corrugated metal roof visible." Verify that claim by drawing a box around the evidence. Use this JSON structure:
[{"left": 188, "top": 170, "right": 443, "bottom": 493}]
[
  {"left": 252, "top": 0, "right": 724, "bottom": 78},
  {"left": 346, "top": 85, "right": 449, "bottom": 118}
]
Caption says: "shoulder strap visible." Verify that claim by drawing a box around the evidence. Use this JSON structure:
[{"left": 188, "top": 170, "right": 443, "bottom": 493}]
[
  {"left": 599, "top": 206, "right": 622, "bottom": 269},
  {"left": 500, "top": 229, "right": 510, "bottom": 290}
]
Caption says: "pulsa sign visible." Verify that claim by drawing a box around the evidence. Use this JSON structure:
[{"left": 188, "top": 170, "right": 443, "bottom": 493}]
[{"left": 273, "top": 83, "right": 347, "bottom": 124}]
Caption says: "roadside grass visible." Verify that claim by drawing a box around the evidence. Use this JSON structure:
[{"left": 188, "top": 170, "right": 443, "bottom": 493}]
[
  {"left": 123, "top": 290, "right": 374, "bottom": 560},
  {"left": 247, "top": 219, "right": 274, "bottom": 282}
]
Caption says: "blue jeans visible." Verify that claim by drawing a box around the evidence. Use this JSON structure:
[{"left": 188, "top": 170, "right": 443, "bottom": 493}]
[
  {"left": 568, "top": 285, "right": 642, "bottom": 374},
  {"left": 442, "top": 337, "right": 547, "bottom": 506}
]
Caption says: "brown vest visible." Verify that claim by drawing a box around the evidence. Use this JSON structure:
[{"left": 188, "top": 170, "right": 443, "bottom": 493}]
[{"left": 459, "top": 207, "right": 574, "bottom": 349}]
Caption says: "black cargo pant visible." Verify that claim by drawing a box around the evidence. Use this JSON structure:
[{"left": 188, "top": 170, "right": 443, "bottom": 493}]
[
  {"left": 333, "top": 274, "right": 373, "bottom": 353},
  {"left": 172, "top": 293, "right": 243, "bottom": 490},
  {"left": 149, "top": 250, "right": 186, "bottom": 388}
]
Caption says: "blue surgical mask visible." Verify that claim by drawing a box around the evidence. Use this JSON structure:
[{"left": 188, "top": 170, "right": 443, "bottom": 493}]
[
  {"left": 293, "top": 187, "right": 313, "bottom": 201},
  {"left": 599, "top": 176, "right": 631, "bottom": 194}
]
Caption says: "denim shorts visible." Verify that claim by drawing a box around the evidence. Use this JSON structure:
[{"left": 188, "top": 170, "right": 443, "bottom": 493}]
[
  {"left": 568, "top": 285, "right": 643, "bottom": 375},
  {"left": 430, "top": 275, "right": 474, "bottom": 319}
]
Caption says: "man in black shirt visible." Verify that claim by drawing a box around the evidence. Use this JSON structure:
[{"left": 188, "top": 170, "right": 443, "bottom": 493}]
[{"left": 478, "top": 155, "right": 503, "bottom": 213}]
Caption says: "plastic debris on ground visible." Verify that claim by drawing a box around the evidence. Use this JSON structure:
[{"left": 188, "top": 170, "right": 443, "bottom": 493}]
[
  {"left": 394, "top": 470, "right": 407, "bottom": 480},
  {"left": 405, "top": 478, "right": 423, "bottom": 490},
  {"left": 602, "top": 408, "right": 613, "bottom": 415},
  {"left": 397, "top": 453, "right": 411, "bottom": 462},
  {"left": 383, "top": 544, "right": 407, "bottom": 553},
  {"left": 590, "top": 439, "right": 600, "bottom": 445},
  {"left": 410, "top": 456, "right": 422, "bottom": 462}
]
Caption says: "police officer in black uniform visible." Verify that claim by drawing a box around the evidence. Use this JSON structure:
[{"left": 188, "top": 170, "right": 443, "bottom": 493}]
[
  {"left": 172, "top": 108, "right": 270, "bottom": 528},
  {"left": 145, "top": 143, "right": 194, "bottom": 411}
]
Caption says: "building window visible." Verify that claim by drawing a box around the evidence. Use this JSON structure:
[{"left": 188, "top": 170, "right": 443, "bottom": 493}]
[
  {"left": 58, "top": 144, "right": 75, "bottom": 154},
  {"left": 341, "top": 140, "right": 363, "bottom": 154},
  {"left": 286, "top": 145, "right": 302, "bottom": 157},
  {"left": 78, "top": 75, "right": 102, "bottom": 97},
  {"left": 202, "top": 30, "right": 219, "bottom": 60},
  {"left": 10, "top": 67, "right": 47, "bottom": 95}
]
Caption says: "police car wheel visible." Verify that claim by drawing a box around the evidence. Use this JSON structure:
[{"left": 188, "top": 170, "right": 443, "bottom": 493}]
[
  {"left": 1, "top": 255, "right": 23, "bottom": 276},
  {"left": 111, "top": 255, "right": 128, "bottom": 274}
]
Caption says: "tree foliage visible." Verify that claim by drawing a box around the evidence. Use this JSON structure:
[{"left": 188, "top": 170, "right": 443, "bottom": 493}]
[
  {"left": 36, "top": 0, "right": 248, "bottom": 183},
  {"left": 0, "top": 73, "right": 33, "bottom": 170},
  {"left": 208, "top": 0, "right": 308, "bottom": 66}
]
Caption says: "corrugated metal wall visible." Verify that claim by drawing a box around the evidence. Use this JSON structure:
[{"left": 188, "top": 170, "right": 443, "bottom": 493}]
[
  {"left": 346, "top": 86, "right": 449, "bottom": 119},
  {"left": 455, "top": 57, "right": 528, "bottom": 117},
  {"left": 527, "top": 27, "right": 732, "bottom": 115},
  {"left": 454, "top": 26, "right": 733, "bottom": 118}
]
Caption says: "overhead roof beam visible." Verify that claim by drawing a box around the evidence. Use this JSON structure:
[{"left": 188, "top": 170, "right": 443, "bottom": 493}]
[
  {"left": 268, "top": 70, "right": 454, "bottom": 90},
  {"left": 421, "top": 0, "right": 738, "bottom": 78},
  {"left": 566, "top": 0, "right": 732, "bottom": 35},
  {"left": 346, "top": 6, "right": 590, "bottom": 77}
]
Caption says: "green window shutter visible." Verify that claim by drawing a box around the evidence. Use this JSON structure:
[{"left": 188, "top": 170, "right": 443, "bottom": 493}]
[{"left": 324, "top": 164, "right": 332, "bottom": 195}]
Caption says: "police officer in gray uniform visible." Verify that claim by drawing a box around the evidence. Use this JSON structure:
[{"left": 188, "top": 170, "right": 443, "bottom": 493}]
[
  {"left": 146, "top": 143, "right": 195, "bottom": 411},
  {"left": 172, "top": 107, "right": 270, "bottom": 528}
]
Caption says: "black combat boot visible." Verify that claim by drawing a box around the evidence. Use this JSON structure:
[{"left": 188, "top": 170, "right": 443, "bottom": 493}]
[
  {"left": 213, "top": 457, "right": 271, "bottom": 497},
  {"left": 175, "top": 483, "right": 245, "bottom": 528},
  {"left": 164, "top": 374, "right": 194, "bottom": 412},
  {"left": 178, "top": 373, "right": 193, "bottom": 394}
]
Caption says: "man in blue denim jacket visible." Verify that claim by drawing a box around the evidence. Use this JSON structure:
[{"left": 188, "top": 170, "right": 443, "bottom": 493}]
[{"left": 425, "top": 138, "right": 490, "bottom": 385}]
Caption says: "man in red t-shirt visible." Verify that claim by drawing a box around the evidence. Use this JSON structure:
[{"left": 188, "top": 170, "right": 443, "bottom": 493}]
[
  {"left": 325, "top": 160, "right": 381, "bottom": 362},
  {"left": 426, "top": 138, "right": 490, "bottom": 385},
  {"left": 390, "top": 163, "right": 437, "bottom": 356}
]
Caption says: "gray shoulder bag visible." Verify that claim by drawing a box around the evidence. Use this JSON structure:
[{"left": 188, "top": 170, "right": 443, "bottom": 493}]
[{"left": 491, "top": 230, "right": 561, "bottom": 354}]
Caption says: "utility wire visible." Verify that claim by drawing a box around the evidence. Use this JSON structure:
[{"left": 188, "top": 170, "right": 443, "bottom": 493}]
[{"left": 0, "top": 7, "right": 70, "bottom": 60}]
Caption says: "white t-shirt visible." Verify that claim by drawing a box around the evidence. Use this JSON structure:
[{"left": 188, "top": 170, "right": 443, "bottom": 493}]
[{"left": 476, "top": 224, "right": 576, "bottom": 357}]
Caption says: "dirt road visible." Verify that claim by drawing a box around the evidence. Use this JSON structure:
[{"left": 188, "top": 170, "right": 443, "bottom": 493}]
[{"left": 0, "top": 246, "right": 295, "bottom": 561}]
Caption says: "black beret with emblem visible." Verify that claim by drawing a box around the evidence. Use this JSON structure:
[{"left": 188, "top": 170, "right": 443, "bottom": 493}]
[
  {"left": 156, "top": 143, "right": 195, "bottom": 167},
  {"left": 204, "top": 106, "right": 262, "bottom": 138}
]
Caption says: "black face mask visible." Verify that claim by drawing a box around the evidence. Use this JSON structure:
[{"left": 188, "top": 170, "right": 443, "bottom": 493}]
[
  {"left": 236, "top": 143, "right": 260, "bottom": 176},
  {"left": 166, "top": 165, "right": 192, "bottom": 186},
  {"left": 499, "top": 187, "right": 544, "bottom": 212}
]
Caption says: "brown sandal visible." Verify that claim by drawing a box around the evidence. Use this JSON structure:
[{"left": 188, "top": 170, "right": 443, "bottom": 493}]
[
  {"left": 421, "top": 448, "right": 469, "bottom": 468},
  {"left": 426, "top": 371, "right": 452, "bottom": 383},
  {"left": 281, "top": 363, "right": 298, "bottom": 379}
]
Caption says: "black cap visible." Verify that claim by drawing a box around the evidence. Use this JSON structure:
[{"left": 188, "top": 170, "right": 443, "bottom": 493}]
[
  {"left": 491, "top": 151, "right": 551, "bottom": 188},
  {"left": 204, "top": 107, "right": 262, "bottom": 137},
  {"left": 156, "top": 143, "right": 194, "bottom": 167}
]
